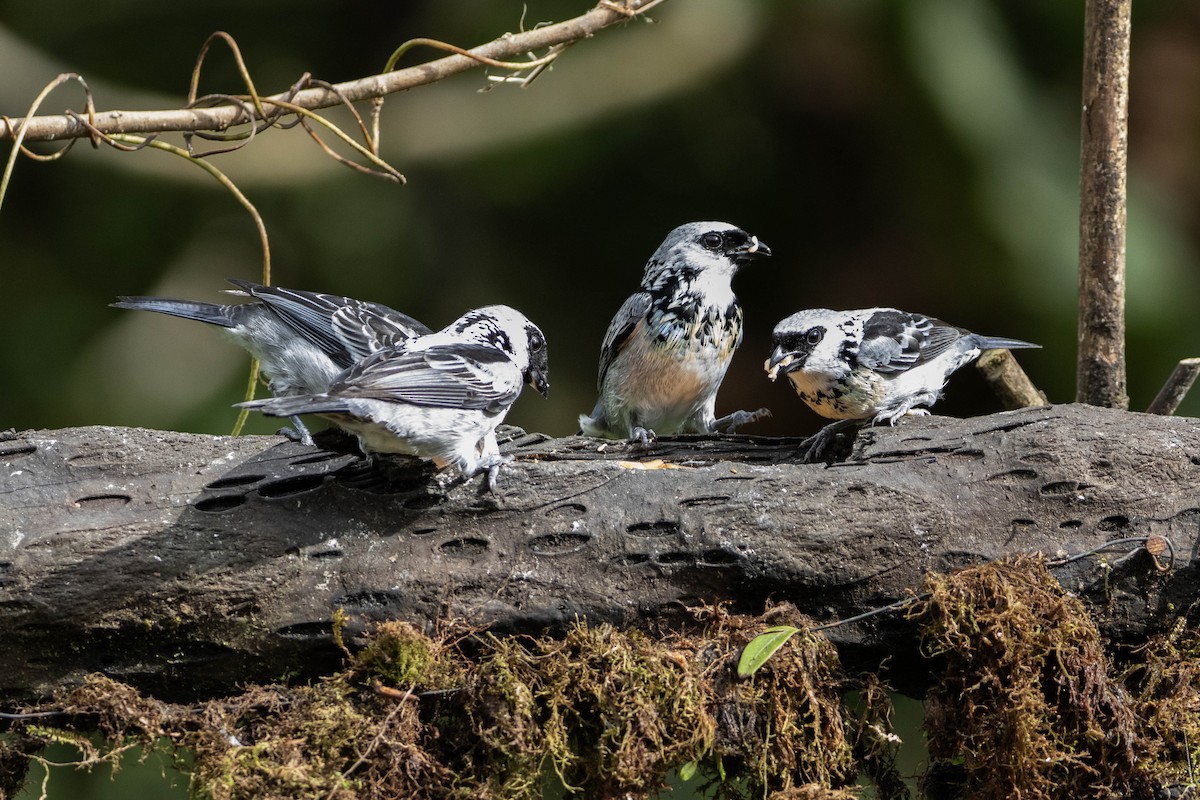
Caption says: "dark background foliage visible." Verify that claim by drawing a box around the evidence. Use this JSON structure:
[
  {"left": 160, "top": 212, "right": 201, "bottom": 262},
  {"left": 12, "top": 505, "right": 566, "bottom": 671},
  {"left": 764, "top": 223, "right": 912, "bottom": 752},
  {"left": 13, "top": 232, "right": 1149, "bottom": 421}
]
[{"left": 2, "top": 1, "right": 1198, "bottom": 442}]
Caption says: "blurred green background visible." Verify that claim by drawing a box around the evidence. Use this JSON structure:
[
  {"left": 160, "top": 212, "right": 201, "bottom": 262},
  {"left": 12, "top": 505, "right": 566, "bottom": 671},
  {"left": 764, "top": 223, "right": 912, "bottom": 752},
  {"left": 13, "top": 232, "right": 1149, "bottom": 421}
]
[
  {"left": 3, "top": 0, "right": 1199, "bottom": 796},
  {"left": 2, "top": 0, "right": 1197, "bottom": 442}
]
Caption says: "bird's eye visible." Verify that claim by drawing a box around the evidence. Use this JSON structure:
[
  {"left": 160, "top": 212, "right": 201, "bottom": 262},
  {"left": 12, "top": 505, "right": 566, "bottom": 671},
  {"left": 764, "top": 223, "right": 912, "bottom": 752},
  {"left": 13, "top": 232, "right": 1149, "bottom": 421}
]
[
  {"left": 701, "top": 232, "right": 723, "bottom": 250},
  {"left": 806, "top": 329, "right": 824, "bottom": 346},
  {"left": 530, "top": 336, "right": 544, "bottom": 352}
]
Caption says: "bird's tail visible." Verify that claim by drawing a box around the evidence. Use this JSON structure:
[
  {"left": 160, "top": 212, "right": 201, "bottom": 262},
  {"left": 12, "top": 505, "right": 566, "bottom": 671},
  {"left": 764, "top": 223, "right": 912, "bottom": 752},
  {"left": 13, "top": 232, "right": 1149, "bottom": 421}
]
[
  {"left": 111, "top": 296, "right": 238, "bottom": 328},
  {"left": 972, "top": 334, "right": 1040, "bottom": 351},
  {"left": 237, "top": 395, "right": 350, "bottom": 419}
]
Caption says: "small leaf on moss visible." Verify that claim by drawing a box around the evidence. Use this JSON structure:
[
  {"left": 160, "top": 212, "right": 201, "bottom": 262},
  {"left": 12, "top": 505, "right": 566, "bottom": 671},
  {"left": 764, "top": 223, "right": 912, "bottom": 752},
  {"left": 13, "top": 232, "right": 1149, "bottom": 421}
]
[{"left": 738, "top": 625, "right": 801, "bottom": 678}]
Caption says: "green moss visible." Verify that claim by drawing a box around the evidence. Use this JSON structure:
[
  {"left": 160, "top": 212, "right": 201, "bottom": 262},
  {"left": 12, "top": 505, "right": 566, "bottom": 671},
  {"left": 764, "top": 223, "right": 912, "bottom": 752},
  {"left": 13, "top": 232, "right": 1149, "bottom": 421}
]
[
  {"left": 7, "top": 613, "right": 860, "bottom": 799},
  {"left": 1123, "top": 619, "right": 1200, "bottom": 791},
  {"left": 349, "top": 620, "right": 438, "bottom": 689},
  {"left": 14, "top": 563, "right": 1200, "bottom": 799},
  {"left": 918, "top": 555, "right": 1140, "bottom": 800}
]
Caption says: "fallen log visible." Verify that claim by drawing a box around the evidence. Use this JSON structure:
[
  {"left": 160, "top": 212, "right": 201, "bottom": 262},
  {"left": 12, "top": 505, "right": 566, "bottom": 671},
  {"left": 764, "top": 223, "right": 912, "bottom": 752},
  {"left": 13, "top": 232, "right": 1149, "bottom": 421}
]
[{"left": 2, "top": 403, "right": 1197, "bottom": 703}]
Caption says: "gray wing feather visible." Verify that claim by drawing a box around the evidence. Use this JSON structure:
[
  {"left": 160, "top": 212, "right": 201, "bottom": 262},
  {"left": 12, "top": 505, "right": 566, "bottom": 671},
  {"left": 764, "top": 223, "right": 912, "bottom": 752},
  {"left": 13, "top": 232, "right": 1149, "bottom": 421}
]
[
  {"left": 228, "top": 280, "right": 430, "bottom": 367},
  {"left": 596, "top": 292, "right": 652, "bottom": 389},
  {"left": 858, "top": 311, "right": 966, "bottom": 374},
  {"left": 329, "top": 302, "right": 431, "bottom": 362},
  {"left": 336, "top": 343, "right": 521, "bottom": 413}
]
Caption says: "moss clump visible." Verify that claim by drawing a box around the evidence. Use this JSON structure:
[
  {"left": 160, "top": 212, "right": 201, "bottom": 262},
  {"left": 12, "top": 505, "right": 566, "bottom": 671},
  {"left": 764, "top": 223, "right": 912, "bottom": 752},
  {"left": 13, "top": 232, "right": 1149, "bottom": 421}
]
[
  {"left": 708, "top": 613, "right": 855, "bottom": 795},
  {"left": 188, "top": 622, "right": 465, "bottom": 800},
  {"left": 25, "top": 572, "right": 1200, "bottom": 799},
  {"left": 918, "top": 555, "right": 1139, "bottom": 800},
  {"left": 1124, "top": 619, "right": 1200, "bottom": 792},
  {"left": 8, "top": 611, "right": 857, "bottom": 800},
  {"left": 0, "top": 733, "right": 40, "bottom": 797},
  {"left": 768, "top": 787, "right": 859, "bottom": 800},
  {"left": 438, "top": 623, "right": 719, "bottom": 797},
  {"left": 425, "top": 610, "right": 856, "bottom": 799},
  {"left": 531, "top": 624, "right": 717, "bottom": 794},
  {"left": 347, "top": 620, "right": 449, "bottom": 689}
]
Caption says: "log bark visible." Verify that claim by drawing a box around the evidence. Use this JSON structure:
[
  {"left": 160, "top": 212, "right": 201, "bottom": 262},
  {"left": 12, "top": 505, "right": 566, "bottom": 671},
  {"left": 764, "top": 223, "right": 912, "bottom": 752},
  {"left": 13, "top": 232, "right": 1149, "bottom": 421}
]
[{"left": 2, "top": 404, "right": 1198, "bottom": 704}]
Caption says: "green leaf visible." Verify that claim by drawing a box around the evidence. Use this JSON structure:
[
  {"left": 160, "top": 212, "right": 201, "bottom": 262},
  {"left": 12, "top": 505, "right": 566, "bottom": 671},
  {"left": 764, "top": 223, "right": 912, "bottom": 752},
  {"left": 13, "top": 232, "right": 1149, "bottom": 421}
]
[
  {"left": 737, "top": 625, "right": 801, "bottom": 678},
  {"left": 678, "top": 761, "right": 698, "bottom": 782}
]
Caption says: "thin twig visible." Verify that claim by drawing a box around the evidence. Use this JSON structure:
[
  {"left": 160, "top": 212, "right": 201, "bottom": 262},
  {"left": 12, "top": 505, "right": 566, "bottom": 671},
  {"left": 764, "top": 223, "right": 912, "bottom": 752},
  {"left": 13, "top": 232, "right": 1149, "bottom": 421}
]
[
  {"left": 369, "top": 32, "right": 565, "bottom": 153},
  {"left": 0, "top": 0, "right": 667, "bottom": 144},
  {"left": 811, "top": 596, "right": 925, "bottom": 633},
  {"left": 261, "top": 97, "right": 404, "bottom": 182},
  {"left": 0, "top": 710, "right": 65, "bottom": 720},
  {"left": 188, "top": 32, "right": 269, "bottom": 123},
  {"left": 102, "top": 133, "right": 270, "bottom": 284},
  {"left": 231, "top": 360, "right": 262, "bottom": 437},
  {"left": 327, "top": 688, "right": 412, "bottom": 799},
  {"left": 83, "top": 127, "right": 273, "bottom": 434},
  {"left": 0, "top": 74, "right": 92, "bottom": 217},
  {"left": 1146, "top": 357, "right": 1200, "bottom": 416}
]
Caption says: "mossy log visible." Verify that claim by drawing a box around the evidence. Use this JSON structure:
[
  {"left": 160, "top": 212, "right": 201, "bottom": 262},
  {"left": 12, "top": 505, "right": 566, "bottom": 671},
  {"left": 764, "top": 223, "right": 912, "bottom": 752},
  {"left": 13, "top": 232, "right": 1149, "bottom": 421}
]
[{"left": 1, "top": 403, "right": 1197, "bottom": 704}]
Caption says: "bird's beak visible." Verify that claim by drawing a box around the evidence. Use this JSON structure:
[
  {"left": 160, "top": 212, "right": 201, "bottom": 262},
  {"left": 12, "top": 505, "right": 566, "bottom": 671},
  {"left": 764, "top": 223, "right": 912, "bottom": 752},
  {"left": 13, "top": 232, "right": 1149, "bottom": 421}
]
[
  {"left": 527, "top": 368, "right": 550, "bottom": 398},
  {"left": 765, "top": 346, "right": 798, "bottom": 382},
  {"left": 734, "top": 235, "right": 772, "bottom": 262}
]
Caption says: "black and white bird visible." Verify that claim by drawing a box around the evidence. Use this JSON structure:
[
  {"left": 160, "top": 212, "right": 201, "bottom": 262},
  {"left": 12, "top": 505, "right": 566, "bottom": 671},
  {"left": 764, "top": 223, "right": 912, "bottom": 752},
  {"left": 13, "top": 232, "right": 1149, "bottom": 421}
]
[
  {"left": 238, "top": 305, "right": 549, "bottom": 490},
  {"left": 766, "top": 307, "right": 1039, "bottom": 425},
  {"left": 578, "top": 221, "right": 772, "bottom": 444},
  {"left": 112, "top": 279, "right": 431, "bottom": 443}
]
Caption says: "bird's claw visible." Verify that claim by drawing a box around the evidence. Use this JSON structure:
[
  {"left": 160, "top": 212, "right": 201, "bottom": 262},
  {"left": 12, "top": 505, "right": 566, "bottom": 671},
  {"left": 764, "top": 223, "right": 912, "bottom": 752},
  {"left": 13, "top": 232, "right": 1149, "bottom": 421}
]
[
  {"left": 629, "top": 427, "right": 657, "bottom": 447},
  {"left": 473, "top": 454, "right": 513, "bottom": 493},
  {"left": 714, "top": 407, "right": 772, "bottom": 433},
  {"left": 278, "top": 416, "right": 315, "bottom": 447},
  {"left": 798, "top": 419, "right": 862, "bottom": 464}
]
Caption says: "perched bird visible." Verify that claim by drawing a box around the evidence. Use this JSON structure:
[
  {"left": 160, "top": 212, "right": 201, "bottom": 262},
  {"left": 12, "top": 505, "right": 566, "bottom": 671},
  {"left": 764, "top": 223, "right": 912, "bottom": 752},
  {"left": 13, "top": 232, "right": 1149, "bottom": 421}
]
[
  {"left": 112, "top": 279, "right": 431, "bottom": 443},
  {"left": 578, "top": 221, "right": 772, "bottom": 444},
  {"left": 238, "top": 305, "right": 550, "bottom": 490},
  {"left": 766, "top": 307, "right": 1040, "bottom": 425}
]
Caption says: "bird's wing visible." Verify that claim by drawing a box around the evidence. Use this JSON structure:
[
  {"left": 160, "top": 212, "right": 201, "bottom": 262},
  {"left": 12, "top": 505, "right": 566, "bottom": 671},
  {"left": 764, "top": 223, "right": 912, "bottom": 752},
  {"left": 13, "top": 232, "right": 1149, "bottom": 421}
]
[
  {"left": 329, "top": 301, "right": 432, "bottom": 362},
  {"left": 857, "top": 310, "right": 966, "bottom": 374},
  {"left": 596, "top": 292, "right": 652, "bottom": 389},
  {"left": 337, "top": 343, "right": 522, "bottom": 413},
  {"left": 227, "top": 280, "right": 430, "bottom": 367}
]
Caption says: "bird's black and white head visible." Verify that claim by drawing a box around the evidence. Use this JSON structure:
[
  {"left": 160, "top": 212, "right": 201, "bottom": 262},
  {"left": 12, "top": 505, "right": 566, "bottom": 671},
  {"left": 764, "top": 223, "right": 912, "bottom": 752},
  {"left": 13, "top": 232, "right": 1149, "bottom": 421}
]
[
  {"left": 766, "top": 308, "right": 848, "bottom": 381},
  {"left": 642, "top": 221, "right": 771, "bottom": 293},
  {"left": 454, "top": 304, "right": 550, "bottom": 398}
]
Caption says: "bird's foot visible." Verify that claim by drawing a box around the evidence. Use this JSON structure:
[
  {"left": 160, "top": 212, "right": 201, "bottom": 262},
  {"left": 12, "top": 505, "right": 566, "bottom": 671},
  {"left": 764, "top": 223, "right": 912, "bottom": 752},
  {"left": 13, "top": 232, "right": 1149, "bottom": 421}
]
[
  {"left": 797, "top": 419, "right": 862, "bottom": 464},
  {"left": 629, "top": 426, "right": 657, "bottom": 447},
  {"left": 471, "top": 453, "right": 514, "bottom": 493},
  {"left": 278, "top": 416, "right": 315, "bottom": 447},
  {"left": 714, "top": 407, "right": 772, "bottom": 433},
  {"left": 874, "top": 407, "right": 930, "bottom": 427}
]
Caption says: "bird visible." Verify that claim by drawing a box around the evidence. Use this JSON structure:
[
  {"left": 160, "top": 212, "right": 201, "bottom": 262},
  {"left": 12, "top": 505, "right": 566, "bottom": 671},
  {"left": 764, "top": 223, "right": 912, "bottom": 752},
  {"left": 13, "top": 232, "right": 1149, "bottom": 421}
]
[
  {"left": 238, "top": 305, "right": 550, "bottom": 491},
  {"left": 111, "top": 279, "right": 431, "bottom": 444},
  {"left": 578, "top": 221, "right": 773, "bottom": 444},
  {"left": 765, "top": 307, "right": 1039, "bottom": 445}
]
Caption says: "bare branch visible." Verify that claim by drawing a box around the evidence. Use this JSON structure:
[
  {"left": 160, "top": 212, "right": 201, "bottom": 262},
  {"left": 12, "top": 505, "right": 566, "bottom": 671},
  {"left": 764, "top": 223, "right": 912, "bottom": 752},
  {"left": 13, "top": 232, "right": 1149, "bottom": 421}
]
[
  {"left": 976, "top": 349, "right": 1049, "bottom": 410},
  {"left": 1076, "top": 0, "right": 1131, "bottom": 408},
  {"left": 0, "top": 0, "right": 664, "bottom": 143},
  {"left": 1146, "top": 357, "right": 1200, "bottom": 416}
]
